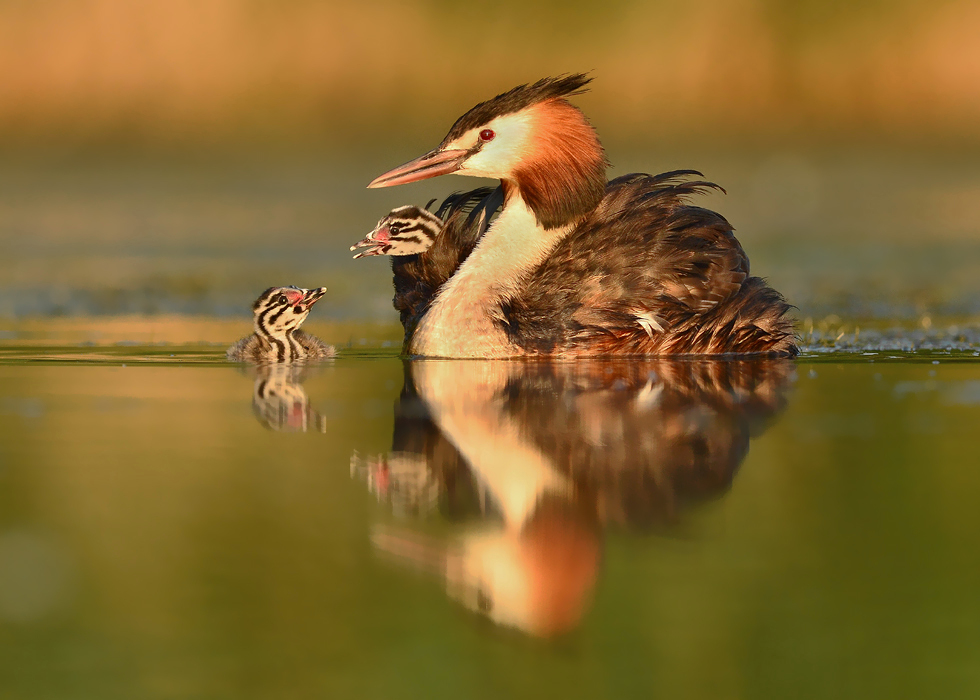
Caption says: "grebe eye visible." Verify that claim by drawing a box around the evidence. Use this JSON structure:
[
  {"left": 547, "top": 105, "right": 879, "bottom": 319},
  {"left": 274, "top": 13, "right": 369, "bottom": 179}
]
[
  {"left": 277, "top": 295, "right": 288, "bottom": 304},
  {"left": 389, "top": 224, "right": 400, "bottom": 235},
  {"left": 479, "top": 129, "right": 495, "bottom": 142}
]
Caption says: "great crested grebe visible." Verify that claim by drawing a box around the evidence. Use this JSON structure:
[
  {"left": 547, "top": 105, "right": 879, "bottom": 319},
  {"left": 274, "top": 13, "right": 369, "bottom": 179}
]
[
  {"left": 227, "top": 286, "right": 335, "bottom": 362},
  {"left": 368, "top": 75, "right": 796, "bottom": 358},
  {"left": 352, "top": 188, "right": 503, "bottom": 344}
]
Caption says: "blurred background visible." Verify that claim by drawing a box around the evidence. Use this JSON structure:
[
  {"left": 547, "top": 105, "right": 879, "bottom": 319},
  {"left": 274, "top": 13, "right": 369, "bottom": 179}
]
[
  {"left": 1, "top": 0, "right": 979, "bottom": 337},
  {"left": 2, "top": 5, "right": 980, "bottom": 696}
]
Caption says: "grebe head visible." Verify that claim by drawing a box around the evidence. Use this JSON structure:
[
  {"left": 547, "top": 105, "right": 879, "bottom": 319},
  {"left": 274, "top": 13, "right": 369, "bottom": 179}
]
[
  {"left": 252, "top": 286, "right": 326, "bottom": 338},
  {"left": 368, "top": 75, "right": 608, "bottom": 229},
  {"left": 350, "top": 203, "right": 444, "bottom": 258}
]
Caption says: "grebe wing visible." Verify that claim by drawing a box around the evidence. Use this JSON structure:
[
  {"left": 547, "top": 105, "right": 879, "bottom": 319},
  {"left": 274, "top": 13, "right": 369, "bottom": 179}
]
[
  {"left": 501, "top": 172, "right": 791, "bottom": 354},
  {"left": 435, "top": 186, "right": 503, "bottom": 230},
  {"left": 577, "top": 171, "right": 748, "bottom": 310}
]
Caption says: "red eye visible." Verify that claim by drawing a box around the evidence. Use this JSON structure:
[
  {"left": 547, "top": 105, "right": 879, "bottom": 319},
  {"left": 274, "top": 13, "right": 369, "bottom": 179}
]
[{"left": 479, "top": 129, "right": 495, "bottom": 142}]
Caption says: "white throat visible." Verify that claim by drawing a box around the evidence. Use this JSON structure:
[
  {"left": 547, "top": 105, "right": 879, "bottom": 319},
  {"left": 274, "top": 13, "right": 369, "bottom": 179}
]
[{"left": 409, "top": 191, "right": 570, "bottom": 358}]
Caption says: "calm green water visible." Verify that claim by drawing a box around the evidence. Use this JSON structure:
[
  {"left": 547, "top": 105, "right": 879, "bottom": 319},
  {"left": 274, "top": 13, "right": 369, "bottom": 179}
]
[
  {"left": 1, "top": 347, "right": 979, "bottom": 699},
  {"left": 1, "top": 150, "right": 978, "bottom": 696}
]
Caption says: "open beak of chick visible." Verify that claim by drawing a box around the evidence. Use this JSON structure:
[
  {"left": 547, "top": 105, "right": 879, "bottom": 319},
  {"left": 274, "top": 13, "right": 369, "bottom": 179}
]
[
  {"left": 296, "top": 287, "right": 327, "bottom": 312},
  {"left": 350, "top": 223, "right": 391, "bottom": 259}
]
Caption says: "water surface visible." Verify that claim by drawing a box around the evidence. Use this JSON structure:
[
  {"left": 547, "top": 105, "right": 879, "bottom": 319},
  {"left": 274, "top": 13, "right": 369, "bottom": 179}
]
[
  {"left": 1, "top": 342, "right": 979, "bottom": 699},
  {"left": 1, "top": 148, "right": 979, "bottom": 697}
]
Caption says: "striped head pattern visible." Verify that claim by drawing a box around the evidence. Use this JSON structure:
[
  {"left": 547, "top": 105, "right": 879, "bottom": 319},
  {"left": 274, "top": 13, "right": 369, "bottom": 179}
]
[
  {"left": 351, "top": 204, "right": 445, "bottom": 258},
  {"left": 252, "top": 286, "right": 327, "bottom": 340}
]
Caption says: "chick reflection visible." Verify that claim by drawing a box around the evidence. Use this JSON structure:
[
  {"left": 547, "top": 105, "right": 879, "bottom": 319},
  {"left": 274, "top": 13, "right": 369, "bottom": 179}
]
[
  {"left": 358, "top": 359, "right": 792, "bottom": 636},
  {"left": 247, "top": 364, "right": 327, "bottom": 433}
]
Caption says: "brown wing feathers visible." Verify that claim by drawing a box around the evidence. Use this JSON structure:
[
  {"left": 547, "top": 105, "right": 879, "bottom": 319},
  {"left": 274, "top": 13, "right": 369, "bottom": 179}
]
[{"left": 500, "top": 172, "right": 795, "bottom": 356}]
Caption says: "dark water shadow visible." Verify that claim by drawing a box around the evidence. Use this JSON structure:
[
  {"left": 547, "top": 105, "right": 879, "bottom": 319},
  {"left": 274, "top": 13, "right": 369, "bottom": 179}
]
[{"left": 351, "top": 358, "right": 794, "bottom": 637}]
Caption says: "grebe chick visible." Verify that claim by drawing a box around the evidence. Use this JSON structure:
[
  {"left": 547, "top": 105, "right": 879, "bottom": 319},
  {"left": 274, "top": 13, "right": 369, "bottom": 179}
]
[
  {"left": 353, "top": 188, "right": 504, "bottom": 343},
  {"left": 368, "top": 75, "right": 796, "bottom": 358},
  {"left": 350, "top": 203, "right": 444, "bottom": 258},
  {"left": 227, "top": 286, "right": 335, "bottom": 362}
]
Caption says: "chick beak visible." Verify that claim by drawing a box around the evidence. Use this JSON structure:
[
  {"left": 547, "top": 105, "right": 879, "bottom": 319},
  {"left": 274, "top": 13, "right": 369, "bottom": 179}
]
[
  {"left": 350, "top": 225, "right": 389, "bottom": 258},
  {"left": 298, "top": 287, "right": 326, "bottom": 311},
  {"left": 367, "top": 148, "right": 470, "bottom": 188}
]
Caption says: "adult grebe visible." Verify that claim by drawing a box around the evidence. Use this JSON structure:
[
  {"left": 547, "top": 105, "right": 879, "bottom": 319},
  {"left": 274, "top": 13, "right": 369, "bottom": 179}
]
[
  {"left": 368, "top": 75, "right": 796, "bottom": 358},
  {"left": 227, "top": 286, "right": 334, "bottom": 362}
]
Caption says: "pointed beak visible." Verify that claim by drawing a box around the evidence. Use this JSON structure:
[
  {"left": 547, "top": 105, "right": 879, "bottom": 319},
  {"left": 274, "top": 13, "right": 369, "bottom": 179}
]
[
  {"left": 371, "top": 524, "right": 453, "bottom": 576},
  {"left": 350, "top": 225, "right": 389, "bottom": 258},
  {"left": 301, "top": 287, "right": 327, "bottom": 308},
  {"left": 367, "top": 148, "right": 470, "bottom": 188}
]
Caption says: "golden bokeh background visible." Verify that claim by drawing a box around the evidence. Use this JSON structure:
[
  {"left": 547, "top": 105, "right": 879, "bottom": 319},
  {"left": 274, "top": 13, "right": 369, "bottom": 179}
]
[
  {"left": 1, "top": 0, "right": 978, "bottom": 328},
  {"left": 1, "top": 0, "right": 979, "bottom": 150}
]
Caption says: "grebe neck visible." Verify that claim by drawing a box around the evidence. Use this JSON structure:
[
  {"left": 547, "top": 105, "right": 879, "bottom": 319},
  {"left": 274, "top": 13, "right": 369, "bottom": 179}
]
[
  {"left": 409, "top": 189, "right": 572, "bottom": 358},
  {"left": 255, "top": 319, "right": 298, "bottom": 361}
]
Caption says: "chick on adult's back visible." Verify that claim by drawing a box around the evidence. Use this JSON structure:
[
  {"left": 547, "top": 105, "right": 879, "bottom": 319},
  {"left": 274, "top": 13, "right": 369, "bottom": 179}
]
[{"left": 352, "top": 187, "right": 503, "bottom": 344}]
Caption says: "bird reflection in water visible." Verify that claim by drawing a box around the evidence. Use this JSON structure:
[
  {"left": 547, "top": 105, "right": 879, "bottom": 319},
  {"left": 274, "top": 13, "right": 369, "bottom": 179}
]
[
  {"left": 353, "top": 358, "right": 793, "bottom": 637},
  {"left": 247, "top": 363, "right": 328, "bottom": 433}
]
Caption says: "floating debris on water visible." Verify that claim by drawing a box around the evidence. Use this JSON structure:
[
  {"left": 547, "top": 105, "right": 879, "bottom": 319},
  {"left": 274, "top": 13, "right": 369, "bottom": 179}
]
[{"left": 801, "top": 320, "right": 980, "bottom": 356}]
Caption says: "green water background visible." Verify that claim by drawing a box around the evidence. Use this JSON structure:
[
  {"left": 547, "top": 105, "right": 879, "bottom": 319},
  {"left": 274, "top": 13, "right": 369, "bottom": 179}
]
[
  {"left": 1, "top": 2, "right": 979, "bottom": 695},
  {"left": 0, "top": 351, "right": 978, "bottom": 699},
  {"left": 0, "top": 146, "right": 978, "bottom": 698}
]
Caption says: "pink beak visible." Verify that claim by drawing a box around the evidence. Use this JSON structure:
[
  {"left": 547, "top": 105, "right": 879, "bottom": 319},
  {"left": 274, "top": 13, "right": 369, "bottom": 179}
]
[
  {"left": 294, "top": 287, "right": 327, "bottom": 311},
  {"left": 349, "top": 225, "right": 390, "bottom": 258},
  {"left": 302, "top": 287, "right": 327, "bottom": 307},
  {"left": 367, "top": 148, "right": 470, "bottom": 188}
]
